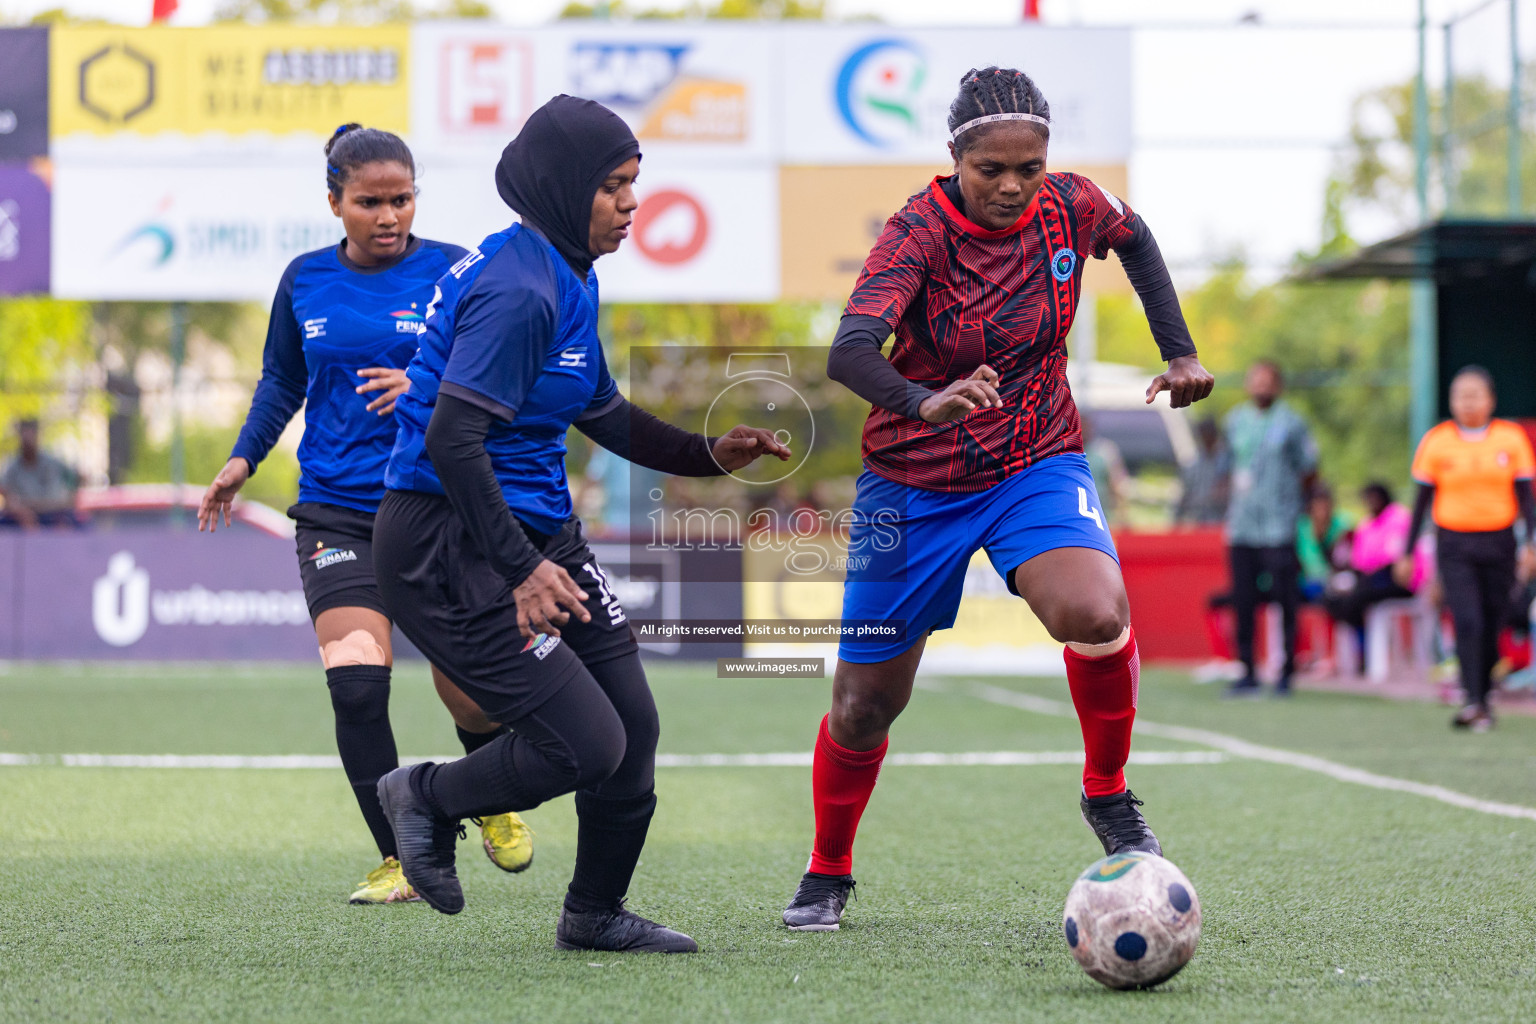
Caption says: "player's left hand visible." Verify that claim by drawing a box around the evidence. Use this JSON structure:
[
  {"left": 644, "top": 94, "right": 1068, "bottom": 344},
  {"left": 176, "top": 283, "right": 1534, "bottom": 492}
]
[
  {"left": 356, "top": 367, "right": 410, "bottom": 415},
  {"left": 1146, "top": 355, "right": 1215, "bottom": 409},
  {"left": 712, "top": 426, "right": 792, "bottom": 472}
]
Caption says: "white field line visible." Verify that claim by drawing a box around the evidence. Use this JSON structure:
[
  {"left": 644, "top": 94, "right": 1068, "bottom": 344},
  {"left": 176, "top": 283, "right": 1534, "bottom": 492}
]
[
  {"left": 927, "top": 679, "right": 1536, "bottom": 824},
  {"left": 0, "top": 750, "right": 1225, "bottom": 770}
]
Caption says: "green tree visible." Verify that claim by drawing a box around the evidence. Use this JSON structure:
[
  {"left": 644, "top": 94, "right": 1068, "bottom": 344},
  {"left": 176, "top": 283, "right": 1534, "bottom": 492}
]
[
  {"left": 1332, "top": 69, "right": 1536, "bottom": 232},
  {"left": 0, "top": 298, "right": 95, "bottom": 459}
]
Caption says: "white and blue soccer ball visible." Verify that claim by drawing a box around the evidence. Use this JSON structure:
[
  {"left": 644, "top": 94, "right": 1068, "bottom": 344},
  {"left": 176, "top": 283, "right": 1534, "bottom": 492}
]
[{"left": 1062, "top": 851, "right": 1201, "bottom": 990}]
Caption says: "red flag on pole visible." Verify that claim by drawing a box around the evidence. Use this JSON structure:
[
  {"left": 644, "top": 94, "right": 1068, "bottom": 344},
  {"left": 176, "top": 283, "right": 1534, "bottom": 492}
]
[
  {"left": 1023, "top": 0, "right": 1041, "bottom": 20},
  {"left": 152, "top": 0, "right": 178, "bottom": 21}
]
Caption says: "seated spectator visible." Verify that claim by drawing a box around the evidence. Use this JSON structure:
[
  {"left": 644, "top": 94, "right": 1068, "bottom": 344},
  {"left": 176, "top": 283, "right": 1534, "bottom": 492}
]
[
  {"left": 1175, "top": 417, "right": 1229, "bottom": 526},
  {"left": 1297, "top": 483, "right": 1352, "bottom": 601},
  {"left": 1324, "top": 481, "right": 1415, "bottom": 650},
  {"left": 0, "top": 419, "right": 81, "bottom": 529}
]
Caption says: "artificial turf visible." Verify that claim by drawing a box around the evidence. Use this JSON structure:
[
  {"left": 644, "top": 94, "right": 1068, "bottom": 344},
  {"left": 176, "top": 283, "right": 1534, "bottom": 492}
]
[{"left": 2, "top": 661, "right": 1534, "bottom": 1023}]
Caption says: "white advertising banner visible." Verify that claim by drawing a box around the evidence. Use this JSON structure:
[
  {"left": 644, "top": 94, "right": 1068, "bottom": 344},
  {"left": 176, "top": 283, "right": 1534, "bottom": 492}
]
[
  {"left": 52, "top": 161, "right": 776, "bottom": 303},
  {"left": 408, "top": 24, "right": 541, "bottom": 162},
  {"left": 777, "top": 26, "right": 1131, "bottom": 166},
  {"left": 537, "top": 23, "right": 778, "bottom": 165},
  {"left": 52, "top": 164, "right": 343, "bottom": 301},
  {"left": 592, "top": 162, "right": 779, "bottom": 303},
  {"left": 409, "top": 22, "right": 778, "bottom": 166}
]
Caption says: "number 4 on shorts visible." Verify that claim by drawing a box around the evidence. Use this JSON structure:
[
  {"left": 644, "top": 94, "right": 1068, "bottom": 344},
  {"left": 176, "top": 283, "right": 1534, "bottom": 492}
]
[{"left": 1077, "top": 486, "right": 1104, "bottom": 531}]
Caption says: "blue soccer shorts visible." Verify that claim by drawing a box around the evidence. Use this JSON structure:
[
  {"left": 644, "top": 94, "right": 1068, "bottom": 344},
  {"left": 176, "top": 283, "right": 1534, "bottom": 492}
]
[{"left": 837, "top": 453, "right": 1118, "bottom": 664}]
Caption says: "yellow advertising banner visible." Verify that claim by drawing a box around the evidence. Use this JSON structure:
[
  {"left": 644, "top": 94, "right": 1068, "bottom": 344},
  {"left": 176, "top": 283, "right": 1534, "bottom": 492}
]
[
  {"left": 50, "top": 26, "right": 410, "bottom": 138},
  {"left": 779, "top": 163, "right": 1131, "bottom": 302}
]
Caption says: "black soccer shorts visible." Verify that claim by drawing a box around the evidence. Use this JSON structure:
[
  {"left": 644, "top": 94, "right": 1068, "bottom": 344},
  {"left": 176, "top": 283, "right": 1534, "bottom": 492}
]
[
  {"left": 372, "top": 489, "right": 636, "bottom": 723},
  {"left": 289, "top": 501, "right": 390, "bottom": 621}
]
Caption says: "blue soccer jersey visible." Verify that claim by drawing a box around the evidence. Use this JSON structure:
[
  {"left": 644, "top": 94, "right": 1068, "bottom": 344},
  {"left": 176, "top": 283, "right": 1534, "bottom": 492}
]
[
  {"left": 231, "top": 237, "right": 469, "bottom": 513},
  {"left": 385, "top": 223, "right": 618, "bottom": 535}
]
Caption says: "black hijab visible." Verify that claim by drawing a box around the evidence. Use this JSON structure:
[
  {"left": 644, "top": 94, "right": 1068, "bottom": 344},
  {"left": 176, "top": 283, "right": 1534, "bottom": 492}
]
[{"left": 495, "top": 95, "right": 641, "bottom": 275}]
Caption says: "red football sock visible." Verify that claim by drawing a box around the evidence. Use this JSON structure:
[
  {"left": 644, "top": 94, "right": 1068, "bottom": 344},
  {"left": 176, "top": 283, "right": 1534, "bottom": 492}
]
[
  {"left": 807, "top": 714, "right": 887, "bottom": 876},
  {"left": 1064, "top": 629, "right": 1140, "bottom": 798}
]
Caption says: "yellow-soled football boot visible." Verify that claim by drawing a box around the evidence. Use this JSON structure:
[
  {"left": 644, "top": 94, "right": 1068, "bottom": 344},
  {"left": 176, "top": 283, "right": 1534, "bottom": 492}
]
[
  {"left": 473, "top": 813, "right": 534, "bottom": 873},
  {"left": 348, "top": 856, "right": 422, "bottom": 904}
]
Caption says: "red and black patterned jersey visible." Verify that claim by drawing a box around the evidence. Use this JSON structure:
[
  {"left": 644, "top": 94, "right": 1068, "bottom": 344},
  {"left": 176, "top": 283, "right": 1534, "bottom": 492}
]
[{"left": 844, "top": 171, "right": 1137, "bottom": 492}]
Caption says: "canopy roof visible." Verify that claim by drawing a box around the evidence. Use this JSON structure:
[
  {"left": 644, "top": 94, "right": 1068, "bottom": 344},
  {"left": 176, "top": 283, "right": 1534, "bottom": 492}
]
[{"left": 1302, "top": 220, "right": 1536, "bottom": 281}]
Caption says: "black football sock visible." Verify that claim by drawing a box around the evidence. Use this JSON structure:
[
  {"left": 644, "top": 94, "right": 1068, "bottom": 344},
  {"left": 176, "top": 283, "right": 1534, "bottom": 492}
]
[
  {"left": 564, "top": 790, "right": 657, "bottom": 914},
  {"left": 325, "top": 664, "right": 399, "bottom": 859},
  {"left": 456, "top": 723, "right": 509, "bottom": 756},
  {"left": 422, "top": 732, "right": 541, "bottom": 820}
]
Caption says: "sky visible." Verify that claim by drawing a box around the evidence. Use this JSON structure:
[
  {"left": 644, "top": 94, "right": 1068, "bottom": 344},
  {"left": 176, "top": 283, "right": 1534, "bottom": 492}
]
[{"left": 4, "top": 1, "right": 1532, "bottom": 279}]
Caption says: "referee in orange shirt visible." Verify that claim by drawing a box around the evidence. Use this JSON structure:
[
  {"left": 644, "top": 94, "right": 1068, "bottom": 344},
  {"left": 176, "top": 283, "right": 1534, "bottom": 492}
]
[{"left": 1399, "top": 366, "right": 1536, "bottom": 731}]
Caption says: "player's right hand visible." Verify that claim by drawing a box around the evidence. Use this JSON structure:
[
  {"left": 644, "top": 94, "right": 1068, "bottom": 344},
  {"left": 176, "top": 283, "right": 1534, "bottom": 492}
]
[
  {"left": 917, "top": 364, "right": 1001, "bottom": 423},
  {"left": 513, "top": 559, "right": 592, "bottom": 640},
  {"left": 197, "top": 457, "right": 251, "bottom": 533}
]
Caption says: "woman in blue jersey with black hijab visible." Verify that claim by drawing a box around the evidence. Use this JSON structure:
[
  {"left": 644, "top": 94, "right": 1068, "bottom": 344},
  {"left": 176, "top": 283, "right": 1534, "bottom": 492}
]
[
  {"left": 372, "top": 95, "right": 787, "bottom": 952},
  {"left": 197, "top": 125, "right": 535, "bottom": 905}
]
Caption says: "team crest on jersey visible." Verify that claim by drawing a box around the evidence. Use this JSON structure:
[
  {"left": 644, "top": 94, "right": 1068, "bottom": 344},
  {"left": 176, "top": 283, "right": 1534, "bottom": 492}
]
[
  {"left": 1051, "top": 247, "right": 1077, "bottom": 282},
  {"left": 559, "top": 346, "right": 588, "bottom": 368}
]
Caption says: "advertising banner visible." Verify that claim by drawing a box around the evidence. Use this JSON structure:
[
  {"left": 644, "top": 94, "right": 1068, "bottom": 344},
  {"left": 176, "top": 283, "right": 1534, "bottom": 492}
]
[
  {"left": 12, "top": 529, "right": 316, "bottom": 660},
  {"left": 541, "top": 23, "right": 777, "bottom": 165},
  {"left": 49, "top": 25, "right": 411, "bottom": 140},
  {"left": 52, "top": 163, "right": 341, "bottom": 301},
  {"left": 410, "top": 23, "right": 776, "bottom": 166},
  {"left": 0, "top": 28, "right": 49, "bottom": 159},
  {"left": 777, "top": 26, "right": 1131, "bottom": 167},
  {"left": 586, "top": 162, "right": 779, "bottom": 303},
  {"left": 0, "top": 164, "right": 50, "bottom": 295},
  {"left": 409, "top": 24, "right": 540, "bottom": 160},
  {"left": 0, "top": 528, "right": 733, "bottom": 661}
]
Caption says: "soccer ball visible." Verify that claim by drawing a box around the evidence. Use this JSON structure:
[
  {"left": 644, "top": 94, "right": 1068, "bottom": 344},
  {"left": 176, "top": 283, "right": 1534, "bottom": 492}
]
[{"left": 1062, "top": 851, "right": 1201, "bottom": 990}]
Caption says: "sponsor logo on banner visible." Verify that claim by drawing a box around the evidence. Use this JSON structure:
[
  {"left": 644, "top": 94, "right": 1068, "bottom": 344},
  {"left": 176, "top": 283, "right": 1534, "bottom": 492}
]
[
  {"left": 0, "top": 201, "right": 18, "bottom": 260},
  {"left": 633, "top": 189, "right": 709, "bottom": 265},
  {"left": 92, "top": 551, "right": 307, "bottom": 648},
  {"left": 78, "top": 41, "right": 157, "bottom": 125},
  {"left": 108, "top": 196, "right": 334, "bottom": 271},
  {"left": 51, "top": 26, "right": 410, "bottom": 137},
  {"left": 0, "top": 164, "right": 49, "bottom": 295},
  {"left": 438, "top": 38, "right": 534, "bottom": 135},
  {"left": 834, "top": 38, "right": 928, "bottom": 147},
  {"left": 572, "top": 41, "right": 746, "bottom": 143}
]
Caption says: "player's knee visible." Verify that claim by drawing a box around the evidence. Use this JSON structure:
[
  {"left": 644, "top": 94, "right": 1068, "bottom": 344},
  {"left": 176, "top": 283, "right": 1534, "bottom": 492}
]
[
  {"left": 567, "top": 706, "right": 629, "bottom": 790},
  {"left": 320, "top": 629, "right": 387, "bottom": 668},
  {"left": 1044, "top": 600, "right": 1128, "bottom": 647},
  {"left": 326, "top": 672, "right": 389, "bottom": 724},
  {"left": 832, "top": 688, "right": 902, "bottom": 741}
]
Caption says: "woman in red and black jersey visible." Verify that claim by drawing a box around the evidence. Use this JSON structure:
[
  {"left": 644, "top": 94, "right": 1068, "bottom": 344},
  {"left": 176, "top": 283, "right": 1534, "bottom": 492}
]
[{"left": 782, "top": 67, "right": 1215, "bottom": 931}]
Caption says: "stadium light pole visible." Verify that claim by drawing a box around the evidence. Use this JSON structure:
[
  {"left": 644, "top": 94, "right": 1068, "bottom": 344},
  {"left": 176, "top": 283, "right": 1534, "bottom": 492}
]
[
  {"left": 1442, "top": 20, "right": 1455, "bottom": 214},
  {"left": 1510, "top": 0, "right": 1523, "bottom": 215},
  {"left": 1409, "top": 0, "right": 1437, "bottom": 448}
]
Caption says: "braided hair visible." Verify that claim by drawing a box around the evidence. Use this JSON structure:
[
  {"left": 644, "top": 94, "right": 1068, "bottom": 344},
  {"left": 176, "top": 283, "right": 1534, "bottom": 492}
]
[
  {"left": 324, "top": 123, "right": 416, "bottom": 198},
  {"left": 947, "top": 66, "right": 1050, "bottom": 156}
]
